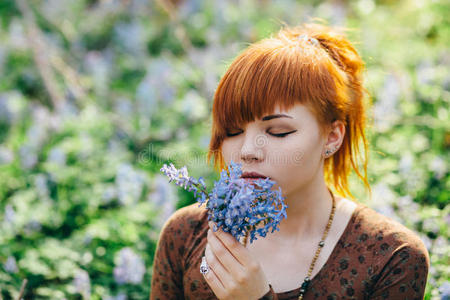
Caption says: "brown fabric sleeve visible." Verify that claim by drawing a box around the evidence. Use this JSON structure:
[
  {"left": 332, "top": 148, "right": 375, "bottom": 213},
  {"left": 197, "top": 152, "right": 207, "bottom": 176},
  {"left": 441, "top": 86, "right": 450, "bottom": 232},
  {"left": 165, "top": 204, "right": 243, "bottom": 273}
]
[
  {"left": 368, "top": 244, "right": 430, "bottom": 299},
  {"left": 150, "top": 214, "right": 184, "bottom": 300},
  {"left": 259, "top": 284, "right": 279, "bottom": 300}
]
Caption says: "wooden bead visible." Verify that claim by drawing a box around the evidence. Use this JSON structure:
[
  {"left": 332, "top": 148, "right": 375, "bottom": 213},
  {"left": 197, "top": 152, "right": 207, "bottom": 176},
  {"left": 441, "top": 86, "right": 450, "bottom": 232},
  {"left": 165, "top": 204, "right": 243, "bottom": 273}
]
[{"left": 296, "top": 188, "right": 336, "bottom": 299}]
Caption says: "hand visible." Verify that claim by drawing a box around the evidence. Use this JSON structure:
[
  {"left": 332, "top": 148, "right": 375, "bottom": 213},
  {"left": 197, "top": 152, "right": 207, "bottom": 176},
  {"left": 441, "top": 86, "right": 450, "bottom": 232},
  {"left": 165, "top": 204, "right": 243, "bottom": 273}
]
[{"left": 203, "top": 221, "right": 271, "bottom": 300}]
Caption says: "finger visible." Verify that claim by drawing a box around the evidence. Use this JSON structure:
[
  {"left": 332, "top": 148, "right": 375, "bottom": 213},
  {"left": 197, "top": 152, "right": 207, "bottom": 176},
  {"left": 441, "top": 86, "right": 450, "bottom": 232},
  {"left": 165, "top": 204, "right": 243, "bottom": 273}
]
[
  {"left": 205, "top": 238, "right": 238, "bottom": 289},
  {"left": 207, "top": 228, "right": 246, "bottom": 274},
  {"left": 209, "top": 222, "right": 253, "bottom": 267},
  {"left": 203, "top": 245, "right": 227, "bottom": 299}
]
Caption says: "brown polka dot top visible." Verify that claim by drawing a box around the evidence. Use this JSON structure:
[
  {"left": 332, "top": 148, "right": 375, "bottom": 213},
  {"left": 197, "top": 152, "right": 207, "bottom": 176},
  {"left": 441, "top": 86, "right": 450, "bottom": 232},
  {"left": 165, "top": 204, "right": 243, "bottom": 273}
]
[{"left": 149, "top": 201, "right": 430, "bottom": 300}]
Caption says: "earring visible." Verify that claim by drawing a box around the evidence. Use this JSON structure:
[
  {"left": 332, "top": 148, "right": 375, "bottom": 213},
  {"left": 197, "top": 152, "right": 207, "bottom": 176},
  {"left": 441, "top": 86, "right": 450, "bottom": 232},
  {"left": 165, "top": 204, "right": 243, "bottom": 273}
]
[{"left": 324, "top": 147, "right": 338, "bottom": 157}]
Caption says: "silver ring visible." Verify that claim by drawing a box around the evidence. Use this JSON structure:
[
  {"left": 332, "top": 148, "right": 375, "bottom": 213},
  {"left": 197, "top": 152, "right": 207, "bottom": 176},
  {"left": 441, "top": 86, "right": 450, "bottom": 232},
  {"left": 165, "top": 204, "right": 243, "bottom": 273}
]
[{"left": 200, "top": 256, "right": 210, "bottom": 275}]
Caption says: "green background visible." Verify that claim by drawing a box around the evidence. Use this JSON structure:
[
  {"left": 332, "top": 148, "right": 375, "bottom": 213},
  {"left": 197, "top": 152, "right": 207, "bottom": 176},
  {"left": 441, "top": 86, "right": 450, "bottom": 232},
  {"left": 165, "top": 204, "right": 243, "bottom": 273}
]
[{"left": 0, "top": 0, "right": 448, "bottom": 299}]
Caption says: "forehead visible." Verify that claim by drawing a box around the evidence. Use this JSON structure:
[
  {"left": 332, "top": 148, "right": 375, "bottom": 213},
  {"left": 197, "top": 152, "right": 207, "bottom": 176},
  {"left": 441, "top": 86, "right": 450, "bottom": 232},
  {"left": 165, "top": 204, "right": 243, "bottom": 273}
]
[
  {"left": 272, "top": 103, "right": 311, "bottom": 116},
  {"left": 256, "top": 103, "right": 317, "bottom": 122}
]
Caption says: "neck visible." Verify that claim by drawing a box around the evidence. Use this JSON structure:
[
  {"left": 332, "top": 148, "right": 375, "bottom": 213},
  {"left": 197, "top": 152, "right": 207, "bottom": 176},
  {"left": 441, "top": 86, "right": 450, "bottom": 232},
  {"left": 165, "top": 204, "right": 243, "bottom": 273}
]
[{"left": 272, "top": 176, "right": 334, "bottom": 244}]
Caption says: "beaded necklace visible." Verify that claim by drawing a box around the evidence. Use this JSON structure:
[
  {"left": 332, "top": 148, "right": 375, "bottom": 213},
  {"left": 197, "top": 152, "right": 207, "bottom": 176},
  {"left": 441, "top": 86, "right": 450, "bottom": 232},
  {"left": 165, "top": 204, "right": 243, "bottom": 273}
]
[{"left": 242, "top": 188, "right": 336, "bottom": 300}]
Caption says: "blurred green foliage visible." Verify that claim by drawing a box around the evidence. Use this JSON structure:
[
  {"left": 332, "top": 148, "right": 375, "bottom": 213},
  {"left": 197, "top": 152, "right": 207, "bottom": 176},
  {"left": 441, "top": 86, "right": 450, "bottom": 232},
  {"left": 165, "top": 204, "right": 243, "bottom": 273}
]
[{"left": 0, "top": 0, "right": 448, "bottom": 299}]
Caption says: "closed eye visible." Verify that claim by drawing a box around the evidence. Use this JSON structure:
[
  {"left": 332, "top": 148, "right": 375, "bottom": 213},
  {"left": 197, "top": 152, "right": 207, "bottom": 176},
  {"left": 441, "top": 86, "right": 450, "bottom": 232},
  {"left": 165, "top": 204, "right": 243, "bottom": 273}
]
[
  {"left": 225, "top": 130, "right": 297, "bottom": 138},
  {"left": 269, "top": 130, "right": 297, "bottom": 137},
  {"left": 225, "top": 131, "right": 243, "bottom": 137}
]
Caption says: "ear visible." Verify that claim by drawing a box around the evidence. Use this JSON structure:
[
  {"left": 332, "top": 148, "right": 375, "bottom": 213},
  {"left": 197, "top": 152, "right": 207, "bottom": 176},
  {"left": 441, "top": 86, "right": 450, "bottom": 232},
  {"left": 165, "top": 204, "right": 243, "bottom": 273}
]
[{"left": 323, "top": 120, "right": 345, "bottom": 158}]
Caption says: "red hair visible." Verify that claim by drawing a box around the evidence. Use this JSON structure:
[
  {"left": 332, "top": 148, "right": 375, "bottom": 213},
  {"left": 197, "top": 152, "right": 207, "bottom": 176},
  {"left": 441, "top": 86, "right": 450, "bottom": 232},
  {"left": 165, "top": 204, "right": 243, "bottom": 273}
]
[{"left": 207, "top": 23, "right": 371, "bottom": 200}]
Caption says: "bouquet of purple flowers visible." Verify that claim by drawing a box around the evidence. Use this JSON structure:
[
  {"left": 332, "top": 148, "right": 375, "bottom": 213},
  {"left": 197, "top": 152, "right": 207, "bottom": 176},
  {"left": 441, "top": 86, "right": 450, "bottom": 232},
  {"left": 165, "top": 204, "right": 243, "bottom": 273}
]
[{"left": 160, "top": 160, "right": 288, "bottom": 244}]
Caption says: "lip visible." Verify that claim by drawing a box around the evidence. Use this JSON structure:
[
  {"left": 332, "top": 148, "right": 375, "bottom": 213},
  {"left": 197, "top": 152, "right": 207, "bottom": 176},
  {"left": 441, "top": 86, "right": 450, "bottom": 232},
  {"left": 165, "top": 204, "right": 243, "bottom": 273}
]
[{"left": 241, "top": 171, "right": 268, "bottom": 179}]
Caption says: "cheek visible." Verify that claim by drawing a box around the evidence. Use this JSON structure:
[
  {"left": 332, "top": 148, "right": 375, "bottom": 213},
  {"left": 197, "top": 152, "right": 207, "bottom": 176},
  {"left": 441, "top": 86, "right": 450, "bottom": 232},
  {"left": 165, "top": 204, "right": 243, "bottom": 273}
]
[
  {"left": 265, "top": 137, "right": 310, "bottom": 167},
  {"left": 266, "top": 137, "right": 322, "bottom": 192},
  {"left": 220, "top": 140, "right": 240, "bottom": 164}
]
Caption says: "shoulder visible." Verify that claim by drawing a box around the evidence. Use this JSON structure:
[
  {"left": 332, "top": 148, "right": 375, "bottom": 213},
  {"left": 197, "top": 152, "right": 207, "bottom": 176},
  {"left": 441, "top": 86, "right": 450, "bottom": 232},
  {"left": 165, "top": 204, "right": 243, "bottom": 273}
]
[
  {"left": 351, "top": 202, "right": 430, "bottom": 267},
  {"left": 346, "top": 203, "right": 431, "bottom": 298},
  {"left": 355, "top": 203, "right": 428, "bottom": 250},
  {"left": 159, "top": 202, "right": 209, "bottom": 239}
]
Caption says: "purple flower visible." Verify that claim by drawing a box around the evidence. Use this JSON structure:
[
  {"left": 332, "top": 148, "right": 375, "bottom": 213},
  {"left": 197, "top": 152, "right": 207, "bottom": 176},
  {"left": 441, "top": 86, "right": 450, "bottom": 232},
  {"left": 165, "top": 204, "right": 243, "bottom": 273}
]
[
  {"left": 115, "top": 163, "right": 147, "bottom": 206},
  {"left": 113, "top": 248, "right": 146, "bottom": 285},
  {"left": 440, "top": 281, "right": 450, "bottom": 300},
  {"left": 160, "top": 160, "right": 287, "bottom": 243},
  {"left": 3, "top": 256, "right": 18, "bottom": 273},
  {"left": 160, "top": 163, "right": 207, "bottom": 198},
  {"left": 73, "top": 269, "right": 91, "bottom": 298}
]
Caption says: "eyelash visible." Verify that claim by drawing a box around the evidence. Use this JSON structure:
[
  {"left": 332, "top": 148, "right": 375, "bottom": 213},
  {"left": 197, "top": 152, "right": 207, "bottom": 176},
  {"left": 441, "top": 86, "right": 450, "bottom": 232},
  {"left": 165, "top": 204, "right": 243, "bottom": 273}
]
[{"left": 226, "top": 130, "right": 297, "bottom": 138}]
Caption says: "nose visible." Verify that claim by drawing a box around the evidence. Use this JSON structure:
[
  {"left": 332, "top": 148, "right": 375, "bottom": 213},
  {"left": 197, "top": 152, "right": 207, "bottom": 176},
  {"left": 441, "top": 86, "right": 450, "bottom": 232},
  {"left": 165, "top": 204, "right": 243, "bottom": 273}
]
[{"left": 240, "top": 132, "right": 265, "bottom": 163}]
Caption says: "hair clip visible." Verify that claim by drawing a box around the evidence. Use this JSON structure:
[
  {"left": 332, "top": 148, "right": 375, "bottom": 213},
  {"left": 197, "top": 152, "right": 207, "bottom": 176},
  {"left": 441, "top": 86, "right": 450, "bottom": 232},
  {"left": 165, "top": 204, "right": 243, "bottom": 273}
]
[
  {"left": 297, "top": 34, "right": 319, "bottom": 46},
  {"left": 298, "top": 34, "right": 309, "bottom": 42}
]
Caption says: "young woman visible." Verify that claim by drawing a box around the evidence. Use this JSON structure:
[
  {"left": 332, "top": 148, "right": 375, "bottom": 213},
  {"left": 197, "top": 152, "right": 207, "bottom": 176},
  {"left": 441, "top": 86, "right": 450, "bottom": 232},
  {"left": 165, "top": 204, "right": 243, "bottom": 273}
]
[{"left": 150, "top": 23, "right": 430, "bottom": 300}]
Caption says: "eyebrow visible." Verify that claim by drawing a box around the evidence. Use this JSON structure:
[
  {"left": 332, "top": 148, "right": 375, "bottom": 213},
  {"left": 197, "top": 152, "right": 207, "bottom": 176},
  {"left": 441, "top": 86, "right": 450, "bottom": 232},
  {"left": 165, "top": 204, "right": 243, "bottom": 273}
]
[{"left": 261, "top": 114, "right": 293, "bottom": 121}]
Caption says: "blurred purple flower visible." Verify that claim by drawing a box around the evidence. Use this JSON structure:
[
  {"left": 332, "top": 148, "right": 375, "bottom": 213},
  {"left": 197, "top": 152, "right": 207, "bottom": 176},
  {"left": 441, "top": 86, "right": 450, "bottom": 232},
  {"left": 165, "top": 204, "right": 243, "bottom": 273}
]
[
  {"left": 0, "top": 146, "right": 14, "bottom": 165},
  {"left": 34, "top": 174, "right": 50, "bottom": 199},
  {"left": 398, "top": 153, "right": 413, "bottom": 175},
  {"left": 419, "top": 234, "right": 432, "bottom": 251},
  {"left": 9, "top": 20, "right": 28, "bottom": 50},
  {"left": 129, "top": 0, "right": 150, "bottom": 15},
  {"left": 47, "top": 147, "right": 66, "bottom": 166},
  {"left": 103, "top": 293, "right": 127, "bottom": 300},
  {"left": 178, "top": 0, "right": 203, "bottom": 18},
  {"left": 41, "top": 0, "right": 68, "bottom": 21},
  {"left": 4, "top": 204, "right": 15, "bottom": 224},
  {"left": 416, "top": 60, "right": 435, "bottom": 86},
  {"left": 83, "top": 234, "right": 93, "bottom": 246},
  {"left": 24, "top": 220, "right": 42, "bottom": 235},
  {"left": 316, "top": 1, "right": 347, "bottom": 25},
  {"left": 115, "top": 163, "right": 147, "bottom": 206},
  {"left": 428, "top": 156, "right": 447, "bottom": 180},
  {"left": 180, "top": 90, "right": 207, "bottom": 121},
  {"left": 73, "top": 269, "right": 91, "bottom": 298},
  {"left": 0, "top": 95, "right": 12, "bottom": 125},
  {"left": 3, "top": 256, "right": 18, "bottom": 273},
  {"left": 113, "top": 248, "right": 146, "bottom": 285},
  {"left": 440, "top": 281, "right": 450, "bottom": 300},
  {"left": 114, "top": 97, "right": 134, "bottom": 118},
  {"left": 114, "top": 21, "right": 145, "bottom": 56},
  {"left": 136, "top": 58, "right": 175, "bottom": 116},
  {"left": 102, "top": 185, "right": 117, "bottom": 203},
  {"left": 18, "top": 145, "right": 38, "bottom": 169},
  {"left": 85, "top": 51, "right": 111, "bottom": 97},
  {"left": 0, "top": 46, "right": 5, "bottom": 75},
  {"left": 374, "top": 73, "right": 401, "bottom": 131},
  {"left": 422, "top": 218, "right": 440, "bottom": 235},
  {"left": 148, "top": 175, "right": 177, "bottom": 228}
]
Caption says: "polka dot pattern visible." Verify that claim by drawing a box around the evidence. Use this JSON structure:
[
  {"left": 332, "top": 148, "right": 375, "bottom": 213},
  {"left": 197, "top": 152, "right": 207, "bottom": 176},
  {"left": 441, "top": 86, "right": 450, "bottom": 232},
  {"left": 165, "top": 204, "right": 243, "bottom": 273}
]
[{"left": 150, "top": 202, "right": 430, "bottom": 300}]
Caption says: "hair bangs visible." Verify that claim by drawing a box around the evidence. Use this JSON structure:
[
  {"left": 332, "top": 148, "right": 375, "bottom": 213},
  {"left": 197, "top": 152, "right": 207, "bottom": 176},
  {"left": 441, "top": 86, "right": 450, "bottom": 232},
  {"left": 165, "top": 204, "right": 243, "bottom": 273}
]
[{"left": 211, "top": 38, "right": 343, "bottom": 147}]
